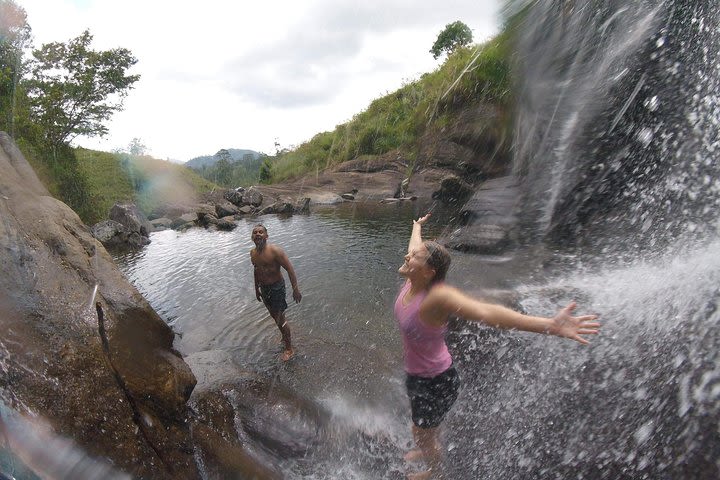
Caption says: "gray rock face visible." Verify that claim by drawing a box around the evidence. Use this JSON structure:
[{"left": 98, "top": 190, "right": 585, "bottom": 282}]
[
  {"left": 442, "top": 176, "right": 520, "bottom": 253},
  {"left": 110, "top": 203, "right": 152, "bottom": 237},
  {"left": 92, "top": 219, "right": 150, "bottom": 249},
  {"left": 242, "top": 186, "right": 264, "bottom": 207},
  {"left": 432, "top": 175, "right": 475, "bottom": 204}
]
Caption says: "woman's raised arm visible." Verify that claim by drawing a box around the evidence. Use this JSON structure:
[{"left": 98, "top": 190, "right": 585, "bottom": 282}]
[{"left": 407, "top": 213, "right": 431, "bottom": 254}]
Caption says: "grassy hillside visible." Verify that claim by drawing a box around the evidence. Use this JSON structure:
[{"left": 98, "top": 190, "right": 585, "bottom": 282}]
[
  {"left": 76, "top": 148, "right": 217, "bottom": 224},
  {"left": 267, "top": 33, "right": 511, "bottom": 183},
  {"left": 16, "top": 32, "right": 510, "bottom": 224}
]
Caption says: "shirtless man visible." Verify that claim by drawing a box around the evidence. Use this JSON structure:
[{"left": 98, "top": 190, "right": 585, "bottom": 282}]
[{"left": 250, "top": 224, "right": 302, "bottom": 361}]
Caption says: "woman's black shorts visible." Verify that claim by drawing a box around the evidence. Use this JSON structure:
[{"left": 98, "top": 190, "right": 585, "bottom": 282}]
[{"left": 406, "top": 366, "right": 460, "bottom": 429}]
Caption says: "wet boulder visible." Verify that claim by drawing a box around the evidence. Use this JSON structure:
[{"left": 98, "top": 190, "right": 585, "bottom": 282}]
[
  {"left": 259, "top": 201, "right": 294, "bottom": 215},
  {"left": 442, "top": 176, "right": 520, "bottom": 253},
  {"left": 294, "top": 197, "right": 311, "bottom": 213},
  {"left": 432, "top": 175, "right": 474, "bottom": 204},
  {"left": 92, "top": 219, "right": 150, "bottom": 249},
  {"left": 110, "top": 203, "right": 152, "bottom": 237},
  {"left": 242, "top": 187, "right": 264, "bottom": 207},
  {"left": 223, "top": 187, "right": 244, "bottom": 207},
  {"left": 92, "top": 202, "right": 152, "bottom": 249},
  {"left": 0, "top": 132, "right": 199, "bottom": 479},
  {"left": 216, "top": 216, "right": 237, "bottom": 231},
  {"left": 215, "top": 200, "right": 240, "bottom": 218},
  {"left": 149, "top": 217, "right": 172, "bottom": 231}
]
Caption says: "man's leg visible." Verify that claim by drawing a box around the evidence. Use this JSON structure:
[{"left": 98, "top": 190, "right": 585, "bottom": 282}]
[{"left": 269, "top": 310, "right": 293, "bottom": 361}]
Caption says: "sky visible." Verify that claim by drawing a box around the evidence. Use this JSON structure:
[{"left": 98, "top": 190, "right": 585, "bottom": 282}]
[{"left": 19, "top": 0, "right": 502, "bottom": 163}]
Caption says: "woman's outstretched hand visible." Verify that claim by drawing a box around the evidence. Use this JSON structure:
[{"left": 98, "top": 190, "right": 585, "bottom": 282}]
[
  {"left": 550, "top": 302, "right": 600, "bottom": 345},
  {"left": 414, "top": 213, "right": 431, "bottom": 225}
]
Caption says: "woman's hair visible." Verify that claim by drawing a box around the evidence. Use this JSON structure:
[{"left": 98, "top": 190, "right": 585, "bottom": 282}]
[{"left": 424, "top": 240, "right": 451, "bottom": 284}]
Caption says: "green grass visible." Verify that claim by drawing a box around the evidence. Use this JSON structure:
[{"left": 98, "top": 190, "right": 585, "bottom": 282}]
[
  {"left": 267, "top": 33, "right": 512, "bottom": 183},
  {"left": 76, "top": 148, "right": 217, "bottom": 223}
]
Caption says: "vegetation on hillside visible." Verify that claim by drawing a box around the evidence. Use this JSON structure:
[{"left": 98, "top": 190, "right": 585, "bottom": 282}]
[
  {"left": 262, "top": 31, "right": 511, "bottom": 183},
  {"left": 188, "top": 148, "right": 267, "bottom": 188},
  {"left": 0, "top": 0, "right": 144, "bottom": 223},
  {"left": 75, "top": 148, "right": 217, "bottom": 225},
  {"left": 2, "top": 1, "right": 512, "bottom": 223}
]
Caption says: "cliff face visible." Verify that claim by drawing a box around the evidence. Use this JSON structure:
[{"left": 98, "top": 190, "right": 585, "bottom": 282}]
[{"left": 0, "top": 132, "right": 198, "bottom": 478}]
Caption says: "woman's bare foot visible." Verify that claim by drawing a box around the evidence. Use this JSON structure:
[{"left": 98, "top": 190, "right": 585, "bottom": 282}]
[
  {"left": 280, "top": 349, "right": 294, "bottom": 361},
  {"left": 403, "top": 449, "right": 425, "bottom": 462}
]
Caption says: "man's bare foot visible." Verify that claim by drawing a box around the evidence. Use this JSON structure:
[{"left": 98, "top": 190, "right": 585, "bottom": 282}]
[
  {"left": 280, "top": 349, "right": 294, "bottom": 361},
  {"left": 406, "top": 469, "right": 432, "bottom": 480},
  {"left": 403, "top": 449, "right": 424, "bottom": 462}
]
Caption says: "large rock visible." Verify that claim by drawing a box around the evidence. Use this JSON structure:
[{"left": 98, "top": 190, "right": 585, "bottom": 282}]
[
  {"left": 416, "top": 105, "right": 510, "bottom": 179},
  {"left": 0, "top": 132, "right": 198, "bottom": 479},
  {"left": 432, "top": 175, "right": 475, "bottom": 204},
  {"left": 242, "top": 187, "right": 264, "bottom": 207},
  {"left": 109, "top": 202, "right": 152, "bottom": 237},
  {"left": 92, "top": 219, "right": 150, "bottom": 249},
  {"left": 442, "top": 175, "right": 520, "bottom": 253}
]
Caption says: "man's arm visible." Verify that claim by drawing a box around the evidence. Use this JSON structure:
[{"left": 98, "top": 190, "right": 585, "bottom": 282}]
[
  {"left": 275, "top": 247, "right": 302, "bottom": 303},
  {"left": 251, "top": 250, "right": 262, "bottom": 301},
  {"left": 423, "top": 284, "right": 600, "bottom": 345}
]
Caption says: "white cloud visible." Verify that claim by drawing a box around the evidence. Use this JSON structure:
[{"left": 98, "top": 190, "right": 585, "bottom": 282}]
[{"left": 19, "top": 0, "right": 501, "bottom": 161}]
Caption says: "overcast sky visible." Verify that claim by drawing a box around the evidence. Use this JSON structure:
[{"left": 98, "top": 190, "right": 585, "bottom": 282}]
[{"left": 20, "top": 0, "right": 502, "bottom": 162}]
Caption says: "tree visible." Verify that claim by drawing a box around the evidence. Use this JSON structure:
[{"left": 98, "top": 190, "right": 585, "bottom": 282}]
[
  {"left": 128, "top": 137, "right": 147, "bottom": 156},
  {"left": 259, "top": 157, "right": 273, "bottom": 184},
  {"left": 0, "top": 0, "right": 32, "bottom": 137},
  {"left": 215, "top": 148, "right": 232, "bottom": 164},
  {"left": 430, "top": 21, "right": 473, "bottom": 60},
  {"left": 25, "top": 30, "right": 139, "bottom": 152}
]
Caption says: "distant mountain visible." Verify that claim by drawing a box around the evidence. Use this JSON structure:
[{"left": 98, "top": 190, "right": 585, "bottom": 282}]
[{"left": 185, "top": 149, "right": 261, "bottom": 169}]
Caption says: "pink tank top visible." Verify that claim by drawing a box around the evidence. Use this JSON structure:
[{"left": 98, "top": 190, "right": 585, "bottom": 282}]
[{"left": 394, "top": 281, "right": 452, "bottom": 377}]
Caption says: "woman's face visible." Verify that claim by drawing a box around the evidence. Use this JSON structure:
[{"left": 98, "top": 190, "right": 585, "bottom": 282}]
[{"left": 398, "top": 245, "right": 433, "bottom": 279}]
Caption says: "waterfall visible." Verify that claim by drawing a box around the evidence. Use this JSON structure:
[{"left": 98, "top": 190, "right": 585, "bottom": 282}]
[
  {"left": 447, "top": 1, "right": 720, "bottom": 478},
  {"left": 511, "top": 0, "right": 720, "bottom": 254}
]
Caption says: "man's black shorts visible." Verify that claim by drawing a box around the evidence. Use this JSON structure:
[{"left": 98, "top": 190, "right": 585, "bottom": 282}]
[
  {"left": 260, "top": 280, "right": 288, "bottom": 313},
  {"left": 406, "top": 366, "right": 460, "bottom": 429}
]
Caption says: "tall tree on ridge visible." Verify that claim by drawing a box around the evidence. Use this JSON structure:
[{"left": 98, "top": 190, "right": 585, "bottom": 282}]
[
  {"left": 0, "top": 0, "right": 32, "bottom": 137},
  {"left": 25, "top": 30, "right": 140, "bottom": 157},
  {"left": 430, "top": 21, "right": 473, "bottom": 60}
]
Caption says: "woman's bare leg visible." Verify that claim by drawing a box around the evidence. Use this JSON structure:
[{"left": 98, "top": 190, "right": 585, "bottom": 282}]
[{"left": 407, "top": 424, "right": 443, "bottom": 479}]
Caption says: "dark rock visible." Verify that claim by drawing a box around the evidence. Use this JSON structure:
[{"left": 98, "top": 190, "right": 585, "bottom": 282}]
[
  {"left": 92, "top": 220, "right": 150, "bottom": 249},
  {"left": 442, "top": 176, "right": 520, "bottom": 253},
  {"left": 242, "top": 187, "right": 263, "bottom": 207},
  {"left": 223, "top": 188, "right": 244, "bottom": 206},
  {"left": 294, "top": 197, "right": 311, "bottom": 214},
  {"left": 259, "top": 202, "right": 294, "bottom": 215},
  {"left": 149, "top": 217, "right": 172, "bottom": 231},
  {"left": 432, "top": 175, "right": 474, "bottom": 204},
  {"left": 216, "top": 217, "right": 237, "bottom": 231},
  {"left": 171, "top": 212, "right": 198, "bottom": 230},
  {"left": 109, "top": 203, "right": 152, "bottom": 237},
  {"left": 215, "top": 200, "right": 240, "bottom": 218}
]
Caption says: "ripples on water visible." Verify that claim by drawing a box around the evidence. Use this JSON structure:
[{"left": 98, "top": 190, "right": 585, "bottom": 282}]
[
  {"left": 112, "top": 199, "right": 720, "bottom": 479},
  {"left": 114, "top": 202, "right": 456, "bottom": 478},
  {"left": 115, "top": 204, "right": 446, "bottom": 369}
]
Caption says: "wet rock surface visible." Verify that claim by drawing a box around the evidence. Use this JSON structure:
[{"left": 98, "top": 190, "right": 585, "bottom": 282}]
[{"left": 0, "top": 132, "right": 198, "bottom": 479}]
